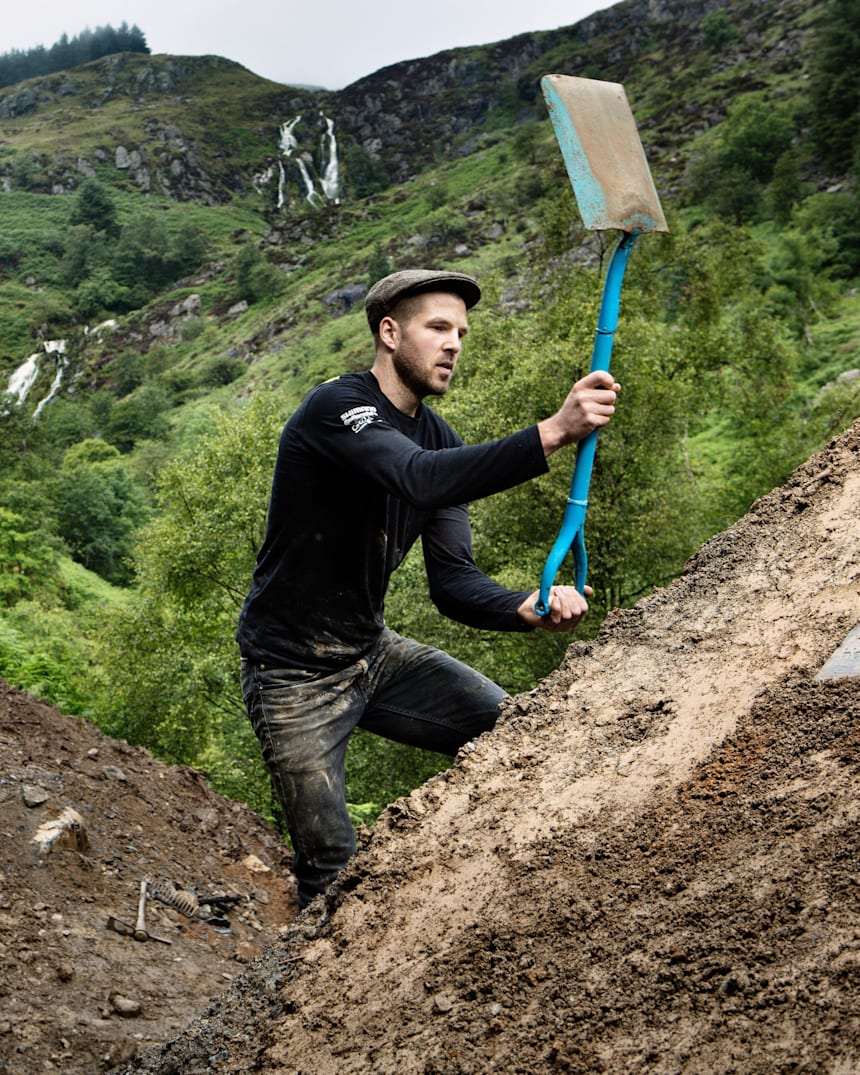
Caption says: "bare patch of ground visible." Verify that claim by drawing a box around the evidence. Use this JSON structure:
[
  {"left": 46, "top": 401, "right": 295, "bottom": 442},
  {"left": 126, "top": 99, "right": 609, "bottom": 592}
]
[{"left": 3, "top": 420, "right": 859, "bottom": 1074}]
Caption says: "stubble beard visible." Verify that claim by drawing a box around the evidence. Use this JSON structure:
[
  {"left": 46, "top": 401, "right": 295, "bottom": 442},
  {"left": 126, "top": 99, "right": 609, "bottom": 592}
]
[{"left": 392, "top": 349, "right": 449, "bottom": 401}]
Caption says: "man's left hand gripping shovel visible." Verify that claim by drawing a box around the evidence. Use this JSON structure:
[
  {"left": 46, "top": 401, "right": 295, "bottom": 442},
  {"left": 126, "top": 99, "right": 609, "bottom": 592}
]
[{"left": 535, "top": 75, "right": 668, "bottom": 616}]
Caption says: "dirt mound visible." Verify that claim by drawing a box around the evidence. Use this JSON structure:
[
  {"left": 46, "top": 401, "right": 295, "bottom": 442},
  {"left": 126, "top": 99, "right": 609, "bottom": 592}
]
[
  {"left": 0, "top": 690, "right": 296, "bottom": 1073},
  {"left": 3, "top": 420, "right": 859, "bottom": 1074}
]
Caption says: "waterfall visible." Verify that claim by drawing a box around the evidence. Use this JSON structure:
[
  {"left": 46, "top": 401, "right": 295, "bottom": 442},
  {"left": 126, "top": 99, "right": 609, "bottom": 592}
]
[
  {"left": 6, "top": 353, "right": 40, "bottom": 404},
  {"left": 32, "top": 343, "right": 68, "bottom": 419},
  {"left": 33, "top": 359, "right": 68, "bottom": 419},
  {"left": 3, "top": 340, "right": 67, "bottom": 417},
  {"left": 319, "top": 114, "right": 340, "bottom": 202},
  {"left": 279, "top": 116, "right": 316, "bottom": 203},
  {"left": 298, "top": 158, "right": 321, "bottom": 205},
  {"left": 279, "top": 116, "right": 301, "bottom": 157},
  {"left": 252, "top": 163, "right": 277, "bottom": 196},
  {"left": 4, "top": 324, "right": 113, "bottom": 419},
  {"left": 90, "top": 319, "right": 119, "bottom": 336},
  {"left": 274, "top": 113, "right": 339, "bottom": 207},
  {"left": 277, "top": 160, "right": 286, "bottom": 210}
]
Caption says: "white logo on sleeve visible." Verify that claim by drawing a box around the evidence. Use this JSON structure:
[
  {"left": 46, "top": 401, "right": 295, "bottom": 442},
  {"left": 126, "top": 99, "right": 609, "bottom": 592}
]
[{"left": 340, "top": 405, "right": 379, "bottom": 433}]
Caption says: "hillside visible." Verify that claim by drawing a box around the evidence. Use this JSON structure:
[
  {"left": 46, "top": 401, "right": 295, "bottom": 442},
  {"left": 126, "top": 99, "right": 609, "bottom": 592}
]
[
  {"left": 2, "top": 0, "right": 854, "bottom": 457},
  {"left": 0, "top": 0, "right": 818, "bottom": 203},
  {"left": 0, "top": 0, "right": 834, "bottom": 377},
  {"left": 2, "top": 420, "right": 856, "bottom": 1074}
]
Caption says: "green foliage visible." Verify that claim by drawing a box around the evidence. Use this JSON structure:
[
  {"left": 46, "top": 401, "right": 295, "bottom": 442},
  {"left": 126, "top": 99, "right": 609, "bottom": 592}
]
[
  {"left": 426, "top": 184, "right": 449, "bottom": 210},
  {"left": 767, "top": 150, "right": 808, "bottom": 226},
  {"left": 75, "top": 267, "right": 134, "bottom": 319},
  {"left": 790, "top": 188, "right": 860, "bottom": 280},
  {"left": 0, "top": 554, "right": 122, "bottom": 718},
  {"left": 808, "top": 0, "right": 860, "bottom": 169},
  {"left": 761, "top": 226, "right": 840, "bottom": 335},
  {"left": 196, "top": 353, "right": 245, "bottom": 386},
  {"left": 684, "top": 97, "right": 796, "bottom": 223},
  {"left": 344, "top": 729, "right": 450, "bottom": 817},
  {"left": 63, "top": 438, "right": 122, "bottom": 466},
  {"left": 179, "top": 316, "right": 206, "bottom": 343},
  {"left": 50, "top": 440, "right": 150, "bottom": 584},
  {"left": 340, "top": 144, "right": 393, "bottom": 198},
  {"left": 233, "top": 245, "right": 286, "bottom": 304},
  {"left": 701, "top": 10, "right": 739, "bottom": 50},
  {"left": 0, "top": 507, "right": 60, "bottom": 606},
  {"left": 367, "top": 241, "right": 392, "bottom": 288},
  {"left": 62, "top": 224, "right": 110, "bottom": 288},
  {"left": 0, "top": 189, "right": 208, "bottom": 331},
  {"left": 0, "top": 399, "right": 32, "bottom": 473},
  {"left": 92, "top": 396, "right": 284, "bottom": 812},
  {"left": 721, "top": 99, "right": 795, "bottom": 184},
  {"left": 705, "top": 303, "right": 801, "bottom": 518},
  {"left": 0, "top": 235, "right": 23, "bottom": 273},
  {"left": 804, "top": 373, "right": 860, "bottom": 445},
  {"left": 0, "top": 604, "right": 100, "bottom": 716},
  {"left": 651, "top": 223, "right": 808, "bottom": 523},
  {"left": 70, "top": 180, "right": 119, "bottom": 237},
  {"left": 104, "top": 384, "right": 172, "bottom": 452},
  {"left": 112, "top": 214, "right": 206, "bottom": 301},
  {"left": 536, "top": 188, "right": 585, "bottom": 261}
]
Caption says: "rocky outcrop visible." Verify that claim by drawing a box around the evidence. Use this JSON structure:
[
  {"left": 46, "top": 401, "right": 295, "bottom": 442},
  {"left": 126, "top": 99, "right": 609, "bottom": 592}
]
[
  {"left": 329, "top": 0, "right": 811, "bottom": 185},
  {"left": 0, "top": 84, "right": 39, "bottom": 117}
]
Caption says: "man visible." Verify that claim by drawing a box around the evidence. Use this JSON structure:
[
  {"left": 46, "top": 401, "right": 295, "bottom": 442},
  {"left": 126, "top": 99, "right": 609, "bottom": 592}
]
[{"left": 237, "top": 268, "right": 620, "bottom": 909}]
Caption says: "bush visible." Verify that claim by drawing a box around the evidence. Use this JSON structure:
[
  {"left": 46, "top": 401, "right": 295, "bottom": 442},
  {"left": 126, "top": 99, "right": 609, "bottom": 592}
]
[
  {"left": 0, "top": 603, "right": 103, "bottom": 717},
  {"left": 233, "top": 245, "right": 285, "bottom": 303},
  {"left": 104, "top": 384, "right": 172, "bottom": 452},
  {"left": 178, "top": 316, "right": 206, "bottom": 343},
  {"left": 0, "top": 507, "right": 60, "bottom": 606},
  {"left": 51, "top": 442, "right": 150, "bottom": 584},
  {"left": 197, "top": 354, "right": 245, "bottom": 386},
  {"left": 701, "top": 10, "right": 738, "bottom": 50}
]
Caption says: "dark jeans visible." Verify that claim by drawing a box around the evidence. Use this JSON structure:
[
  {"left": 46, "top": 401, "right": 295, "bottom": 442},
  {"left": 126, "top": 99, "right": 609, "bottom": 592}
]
[{"left": 241, "top": 627, "right": 506, "bottom": 909}]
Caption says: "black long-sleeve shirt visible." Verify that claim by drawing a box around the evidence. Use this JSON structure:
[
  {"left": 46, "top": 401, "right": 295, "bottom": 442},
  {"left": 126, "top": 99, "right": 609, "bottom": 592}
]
[{"left": 236, "top": 370, "right": 549, "bottom": 671}]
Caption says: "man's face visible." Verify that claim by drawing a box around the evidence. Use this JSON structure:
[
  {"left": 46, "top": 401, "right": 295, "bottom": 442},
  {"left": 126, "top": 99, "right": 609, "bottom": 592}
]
[{"left": 386, "top": 291, "right": 468, "bottom": 401}]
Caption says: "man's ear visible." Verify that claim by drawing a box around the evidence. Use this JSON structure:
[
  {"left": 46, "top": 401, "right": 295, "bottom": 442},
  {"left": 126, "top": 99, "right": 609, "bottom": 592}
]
[{"left": 378, "top": 315, "right": 398, "bottom": 350}]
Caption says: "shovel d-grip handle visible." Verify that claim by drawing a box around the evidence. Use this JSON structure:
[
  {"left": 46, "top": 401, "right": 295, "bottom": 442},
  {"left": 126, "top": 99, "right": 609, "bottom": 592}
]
[{"left": 535, "top": 231, "right": 638, "bottom": 616}]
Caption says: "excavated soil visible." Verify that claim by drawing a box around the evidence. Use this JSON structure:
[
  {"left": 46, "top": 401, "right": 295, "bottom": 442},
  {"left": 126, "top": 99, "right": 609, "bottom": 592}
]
[
  {"left": 0, "top": 698, "right": 297, "bottom": 1073},
  {"left": 3, "top": 419, "right": 860, "bottom": 1074}
]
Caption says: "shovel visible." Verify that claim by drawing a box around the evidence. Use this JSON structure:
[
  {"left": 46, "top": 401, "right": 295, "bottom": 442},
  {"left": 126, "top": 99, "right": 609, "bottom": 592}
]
[{"left": 535, "top": 74, "right": 668, "bottom": 615}]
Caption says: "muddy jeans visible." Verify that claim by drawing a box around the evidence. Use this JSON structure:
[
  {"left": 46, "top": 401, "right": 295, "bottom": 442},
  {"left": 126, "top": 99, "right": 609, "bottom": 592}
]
[{"left": 241, "top": 627, "right": 506, "bottom": 910}]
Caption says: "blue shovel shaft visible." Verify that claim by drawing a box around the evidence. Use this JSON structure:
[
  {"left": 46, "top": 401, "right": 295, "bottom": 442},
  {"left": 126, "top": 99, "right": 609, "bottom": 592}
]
[{"left": 535, "top": 231, "right": 638, "bottom": 615}]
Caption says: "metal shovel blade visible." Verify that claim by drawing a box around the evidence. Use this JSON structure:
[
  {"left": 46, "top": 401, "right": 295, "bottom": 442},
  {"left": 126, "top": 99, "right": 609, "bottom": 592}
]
[{"left": 541, "top": 74, "right": 668, "bottom": 234}]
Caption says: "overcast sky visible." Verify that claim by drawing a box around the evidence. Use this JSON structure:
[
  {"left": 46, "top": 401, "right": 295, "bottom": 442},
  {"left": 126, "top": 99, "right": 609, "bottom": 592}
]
[{"left": 2, "top": 1, "right": 611, "bottom": 90}]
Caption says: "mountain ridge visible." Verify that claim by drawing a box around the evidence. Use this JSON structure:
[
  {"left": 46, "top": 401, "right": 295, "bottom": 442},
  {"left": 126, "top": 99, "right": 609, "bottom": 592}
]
[{"left": 0, "top": 0, "right": 821, "bottom": 209}]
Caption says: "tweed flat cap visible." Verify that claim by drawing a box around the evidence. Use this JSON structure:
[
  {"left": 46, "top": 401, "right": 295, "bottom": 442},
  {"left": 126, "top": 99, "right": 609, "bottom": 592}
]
[{"left": 365, "top": 269, "right": 481, "bottom": 331}]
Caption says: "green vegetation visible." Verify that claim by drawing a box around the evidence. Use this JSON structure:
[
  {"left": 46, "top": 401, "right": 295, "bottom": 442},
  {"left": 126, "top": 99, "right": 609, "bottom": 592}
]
[
  {"left": 1, "top": 0, "right": 859, "bottom": 833},
  {"left": 809, "top": 0, "right": 860, "bottom": 169}
]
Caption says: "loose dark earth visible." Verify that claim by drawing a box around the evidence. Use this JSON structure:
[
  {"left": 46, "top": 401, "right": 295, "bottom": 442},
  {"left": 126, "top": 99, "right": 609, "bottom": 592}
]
[{"left": 2, "top": 420, "right": 859, "bottom": 1074}]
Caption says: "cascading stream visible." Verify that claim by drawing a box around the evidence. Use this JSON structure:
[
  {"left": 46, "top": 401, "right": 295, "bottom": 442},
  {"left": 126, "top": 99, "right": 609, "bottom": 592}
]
[{"left": 275, "top": 114, "right": 339, "bottom": 207}]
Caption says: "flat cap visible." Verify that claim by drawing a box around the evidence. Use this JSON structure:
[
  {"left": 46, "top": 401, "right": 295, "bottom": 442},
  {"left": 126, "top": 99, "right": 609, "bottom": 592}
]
[{"left": 365, "top": 269, "right": 481, "bottom": 332}]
